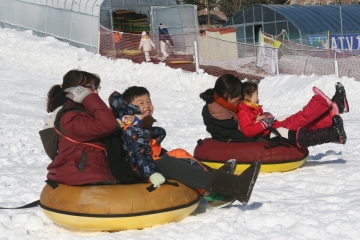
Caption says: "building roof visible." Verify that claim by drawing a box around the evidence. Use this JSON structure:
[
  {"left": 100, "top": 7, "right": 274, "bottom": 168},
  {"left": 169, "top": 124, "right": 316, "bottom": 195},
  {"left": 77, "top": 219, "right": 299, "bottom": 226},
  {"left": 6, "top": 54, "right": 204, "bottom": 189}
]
[
  {"left": 224, "top": 4, "right": 360, "bottom": 35},
  {"left": 17, "top": 0, "right": 177, "bottom": 16}
]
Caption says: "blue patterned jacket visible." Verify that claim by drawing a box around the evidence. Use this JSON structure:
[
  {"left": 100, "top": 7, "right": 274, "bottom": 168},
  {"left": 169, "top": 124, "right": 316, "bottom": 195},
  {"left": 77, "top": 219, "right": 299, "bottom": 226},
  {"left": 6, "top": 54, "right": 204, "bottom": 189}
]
[{"left": 108, "top": 91, "right": 166, "bottom": 178}]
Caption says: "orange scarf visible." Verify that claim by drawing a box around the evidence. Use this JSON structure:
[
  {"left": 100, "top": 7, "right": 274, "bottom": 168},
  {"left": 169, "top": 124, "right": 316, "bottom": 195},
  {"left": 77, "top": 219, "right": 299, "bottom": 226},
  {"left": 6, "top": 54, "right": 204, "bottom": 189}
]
[{"left": 214, "top": 93, "right": 238, "bottom": 113}]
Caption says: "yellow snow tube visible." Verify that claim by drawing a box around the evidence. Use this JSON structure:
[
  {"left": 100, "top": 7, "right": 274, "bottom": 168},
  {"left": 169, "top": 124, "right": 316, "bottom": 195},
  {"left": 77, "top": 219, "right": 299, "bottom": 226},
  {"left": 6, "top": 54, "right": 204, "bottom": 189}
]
[{"left": 40, "top": 181, "right": 199, "bottom": 231}]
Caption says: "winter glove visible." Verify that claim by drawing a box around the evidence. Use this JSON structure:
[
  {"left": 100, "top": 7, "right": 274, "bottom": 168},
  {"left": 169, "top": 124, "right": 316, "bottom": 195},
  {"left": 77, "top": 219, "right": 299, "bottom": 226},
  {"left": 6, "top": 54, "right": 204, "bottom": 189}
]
[
  {"left": 264, "top": 112, "right": 275, "bottom": 120},
  {"left": 64, "top": 86, "right": 90, "bottom": 103},
  {"left": 142, "top": 115, "right": 156, "bottom": 128},
  {"left": 260, "top": 117, "right": 274, "bottom": 129},
  {"left": 149, "top": 172, "right": 165, "bottom": 188}
]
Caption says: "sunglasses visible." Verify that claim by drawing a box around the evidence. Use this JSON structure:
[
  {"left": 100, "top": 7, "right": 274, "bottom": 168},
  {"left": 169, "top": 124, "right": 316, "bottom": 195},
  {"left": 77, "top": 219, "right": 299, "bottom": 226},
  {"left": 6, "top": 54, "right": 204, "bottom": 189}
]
[{"left": 84, "top": 84, "right": 101, "bottom": 92}]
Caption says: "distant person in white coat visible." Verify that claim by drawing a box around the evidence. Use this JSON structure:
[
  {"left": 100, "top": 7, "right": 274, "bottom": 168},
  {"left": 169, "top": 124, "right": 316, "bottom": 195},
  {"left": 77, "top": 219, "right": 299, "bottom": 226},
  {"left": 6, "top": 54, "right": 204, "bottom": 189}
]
[
  {"left": 158, "top": 23, "right": 174, "bottom": 61},
  {"left": 139, "top": 31, "right": 155, "bottom": 62}
]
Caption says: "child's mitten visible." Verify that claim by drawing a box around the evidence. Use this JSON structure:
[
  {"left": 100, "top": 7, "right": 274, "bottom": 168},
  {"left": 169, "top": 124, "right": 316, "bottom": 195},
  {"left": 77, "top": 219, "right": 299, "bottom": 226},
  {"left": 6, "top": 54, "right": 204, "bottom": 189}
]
[
  {"left": 260, "top": 117, "right": 274, "bottom": 129},
  {"left": 142, "top": 115, "right": 156, "bottom": 128},
  {"left": 264, "top": 112, "right": 275, "bottom": 120},
  {"left": 149, "top": 172, "right": 165, "bottom": 188}
]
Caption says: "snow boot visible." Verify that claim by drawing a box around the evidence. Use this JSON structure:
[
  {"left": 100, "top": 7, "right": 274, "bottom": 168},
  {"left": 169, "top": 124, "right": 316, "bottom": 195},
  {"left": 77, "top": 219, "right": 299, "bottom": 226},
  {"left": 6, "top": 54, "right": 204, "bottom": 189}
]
[
  {"left": 313, "top": 86, "right": 332, "bottom": 106},
  {"left": 218, "top": 159, "right": 237, "bottom": 174},
  {"left": 332, "top": 82, "right": 349, "bottom": 113},
  {"left": 296, "top": 115, "right": 347, "bottom": 148},
  {"left": 209, "top": 160, "right": 261, "bottom": 205},
  {"left": 204, "top": 159, "right": 237, "bottom": 208}
]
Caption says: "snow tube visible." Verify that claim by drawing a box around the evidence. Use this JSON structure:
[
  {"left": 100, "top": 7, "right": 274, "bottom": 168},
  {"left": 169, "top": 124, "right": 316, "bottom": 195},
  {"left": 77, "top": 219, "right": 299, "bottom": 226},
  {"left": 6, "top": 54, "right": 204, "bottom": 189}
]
[
  {"left": 40, "top": 181, "right": 199, "bottom": 231},
  {"left": 166, "top": 55, "right": 194, "bottom": 64},
  {"left": 122, "top": 49, "right": 142, "bottom": 56},
  {"left": 194, "top": 138, "right": 308, "bottom": 174}
]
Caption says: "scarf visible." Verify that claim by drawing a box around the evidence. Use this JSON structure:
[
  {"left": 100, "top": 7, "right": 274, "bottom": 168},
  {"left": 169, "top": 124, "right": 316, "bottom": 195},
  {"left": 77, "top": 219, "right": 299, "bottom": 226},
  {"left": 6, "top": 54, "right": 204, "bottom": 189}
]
[
  {"left": 214, "top": 93, "right": 238, "bottom": 113},
  {"left": 242, "top": 100, "right": 261, "bottom": 109}
]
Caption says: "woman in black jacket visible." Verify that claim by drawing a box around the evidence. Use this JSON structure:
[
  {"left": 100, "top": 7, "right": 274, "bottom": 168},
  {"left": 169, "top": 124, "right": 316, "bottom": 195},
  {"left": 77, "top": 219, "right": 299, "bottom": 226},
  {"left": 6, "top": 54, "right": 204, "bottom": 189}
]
[{"left": 200, "top": 74, "right": 249, "bottom": 142}]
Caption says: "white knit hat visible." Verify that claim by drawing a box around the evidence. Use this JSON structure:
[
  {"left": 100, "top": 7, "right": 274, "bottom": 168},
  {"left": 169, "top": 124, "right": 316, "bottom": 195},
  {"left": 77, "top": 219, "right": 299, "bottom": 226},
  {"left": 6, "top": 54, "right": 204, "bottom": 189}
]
[
  {"left": 159, "top": 23, "right": 166, "bottom": 29},
  {"left": 141, "top": 31, "right": 146, "bottom": 36}
]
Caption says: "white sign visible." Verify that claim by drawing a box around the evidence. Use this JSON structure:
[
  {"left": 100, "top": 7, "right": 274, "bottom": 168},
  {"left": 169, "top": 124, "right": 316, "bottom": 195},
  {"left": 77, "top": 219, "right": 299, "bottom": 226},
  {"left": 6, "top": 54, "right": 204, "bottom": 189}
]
[{"left": 256, "top": 33, "right": 281, "bottom": 75}]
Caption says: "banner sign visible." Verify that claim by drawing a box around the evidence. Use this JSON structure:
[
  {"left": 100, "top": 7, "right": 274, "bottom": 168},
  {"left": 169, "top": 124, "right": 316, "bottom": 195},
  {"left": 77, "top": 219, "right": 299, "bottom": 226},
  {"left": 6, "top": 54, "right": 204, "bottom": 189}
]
[
  {"left": 308, "top": 36, "right": 328, "bottom": 49},
  {"left": 256, "top": 33, "right": 281, "bottom": 75},
  {"left": 330, "top": 34, "right": 360, "bottom": 50},
  {"left": 308, "top": 34, "right": 360, "bottom": 50}
]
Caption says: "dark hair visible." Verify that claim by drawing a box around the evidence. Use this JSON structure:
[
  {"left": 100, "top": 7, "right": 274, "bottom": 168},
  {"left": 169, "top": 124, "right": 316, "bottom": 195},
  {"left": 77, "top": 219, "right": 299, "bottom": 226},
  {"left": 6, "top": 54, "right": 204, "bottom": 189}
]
[
  {"left": 241, "top": 81, "right": 258, "bottom": 99},
  {"left": 122, "top": 86, "right": 150, "bottom": 103},
  {"left": 46, "top": 70, "right": 101, "bottom": 112},
  {"left": 199, "top": 74, "right": 242, "bottom": 103}
]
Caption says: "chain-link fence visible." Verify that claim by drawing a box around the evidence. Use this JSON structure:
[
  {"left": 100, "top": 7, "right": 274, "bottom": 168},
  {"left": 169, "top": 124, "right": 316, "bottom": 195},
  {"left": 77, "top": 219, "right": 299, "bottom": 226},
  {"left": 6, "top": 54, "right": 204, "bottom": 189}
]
[
  {"left": 277, "top": 39, "right": 360, "bottom": 80},
  {"left": 99, "top": 25, "right": 196, "bottom": 63},
  {"left": 99, "top": 25, "right": 360, "bottom": 81}
]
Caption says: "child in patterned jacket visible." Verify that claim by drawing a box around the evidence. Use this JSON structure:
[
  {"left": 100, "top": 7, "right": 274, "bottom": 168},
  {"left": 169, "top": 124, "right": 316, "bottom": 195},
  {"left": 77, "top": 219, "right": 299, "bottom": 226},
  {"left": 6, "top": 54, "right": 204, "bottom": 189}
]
[
  {"left": 108, "top": 86, "right": 254, "bottom": 208},
  {"left": 109, "top": 87, "right": 207, "bottom": 184}
]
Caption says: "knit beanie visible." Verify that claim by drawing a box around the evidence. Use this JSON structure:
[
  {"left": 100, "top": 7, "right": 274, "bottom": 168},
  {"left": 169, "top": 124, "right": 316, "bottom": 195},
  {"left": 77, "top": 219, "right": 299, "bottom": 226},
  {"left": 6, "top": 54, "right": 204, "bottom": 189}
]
[{"left": 141, "top": 31, "right": 146, "bottom": 36}]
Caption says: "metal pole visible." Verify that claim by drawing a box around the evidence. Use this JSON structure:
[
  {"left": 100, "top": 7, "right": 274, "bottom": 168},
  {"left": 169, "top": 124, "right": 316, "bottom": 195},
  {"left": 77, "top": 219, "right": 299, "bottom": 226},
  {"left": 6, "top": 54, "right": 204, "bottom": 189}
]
[
  {"left": 194, "top": 40, "right": 200, "bottom": 74},
  {"left": 340, "top": 5, "right": 343, "bottom": 51},
  {"left": 334, "top": 50, "right": 339, "bottom": 77}
]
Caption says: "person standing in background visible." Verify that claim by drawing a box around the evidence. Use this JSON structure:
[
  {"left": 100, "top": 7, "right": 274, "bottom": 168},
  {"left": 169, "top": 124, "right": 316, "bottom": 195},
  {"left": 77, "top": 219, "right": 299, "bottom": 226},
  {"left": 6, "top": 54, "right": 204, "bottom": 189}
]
[
  {"left": 139, "top": 31, "right": 155, "bottom": 62},
  {"left": 158, "top": 23, "right": 174, "bottom": 61}
]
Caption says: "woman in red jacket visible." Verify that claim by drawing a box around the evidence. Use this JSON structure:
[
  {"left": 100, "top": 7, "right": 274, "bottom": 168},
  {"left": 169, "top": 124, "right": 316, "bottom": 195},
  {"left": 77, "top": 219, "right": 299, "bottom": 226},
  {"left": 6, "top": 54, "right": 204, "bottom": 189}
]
[
  {"left": 44, "top": 70, "right": 261, "bottom": 206},
  {"left": 45, "top": 70, "right": 119, "bottom": 185}
]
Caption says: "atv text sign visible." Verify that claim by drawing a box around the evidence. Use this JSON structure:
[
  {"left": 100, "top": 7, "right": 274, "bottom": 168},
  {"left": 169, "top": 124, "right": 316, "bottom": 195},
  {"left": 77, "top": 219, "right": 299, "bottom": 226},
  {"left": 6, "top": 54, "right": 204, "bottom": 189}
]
[
  {"left": 309, "top": 34, "right": 360, "bottom": 50},
  {"left": 331, "top": 34, "right": 360, "bottom": 50}
]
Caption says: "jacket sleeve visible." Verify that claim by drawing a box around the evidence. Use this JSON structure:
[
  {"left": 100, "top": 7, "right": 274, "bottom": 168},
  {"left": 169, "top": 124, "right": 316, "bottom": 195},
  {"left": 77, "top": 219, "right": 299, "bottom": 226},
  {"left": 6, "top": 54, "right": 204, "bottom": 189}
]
[
  {"left": 237, "top": 108, "right": 265, "bottom": 138},
  {"left": 122, "top": 126, "right": 160, "bottom": 178},
  {"left": 109, "top": 91, "right": 142, "bottom": 118},
  {"left": 61, "top": 94, "right": 119, "bottom": 142},
  {"left": 149, "top": 127, "right": 166, "bottom": 145},
  {"left": 139, "top": 39, "right": 143, "bottom": 49}
]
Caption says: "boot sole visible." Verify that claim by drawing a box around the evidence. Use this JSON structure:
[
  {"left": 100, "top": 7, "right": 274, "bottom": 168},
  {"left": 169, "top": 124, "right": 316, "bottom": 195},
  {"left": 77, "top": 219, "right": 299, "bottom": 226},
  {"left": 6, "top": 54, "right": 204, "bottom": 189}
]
[
  {"left": 241, "top": 160, "right": 262, "bottom": 205},
  {"left": 335, "top": 82, "right": 349, "bottom": 113},
  {"left": 333, "top": 115, "right": 347, "bottom": 144},
  {"left": 208, "top": 197, "right": 236, "bottom": 209}
]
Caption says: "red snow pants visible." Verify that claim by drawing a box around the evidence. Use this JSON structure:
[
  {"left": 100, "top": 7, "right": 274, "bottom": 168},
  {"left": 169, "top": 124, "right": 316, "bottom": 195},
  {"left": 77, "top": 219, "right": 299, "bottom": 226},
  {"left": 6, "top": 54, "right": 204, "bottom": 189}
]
[{"left": 273, "top": 95, "right": 333, "bottom": 131}]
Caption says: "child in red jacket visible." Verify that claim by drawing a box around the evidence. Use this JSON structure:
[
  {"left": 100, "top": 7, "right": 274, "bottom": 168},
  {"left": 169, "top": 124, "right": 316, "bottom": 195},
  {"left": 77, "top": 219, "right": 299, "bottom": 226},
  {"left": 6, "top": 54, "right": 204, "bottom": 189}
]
[{"left": 237, "top": 81, "right": 348, "bottom": 148}]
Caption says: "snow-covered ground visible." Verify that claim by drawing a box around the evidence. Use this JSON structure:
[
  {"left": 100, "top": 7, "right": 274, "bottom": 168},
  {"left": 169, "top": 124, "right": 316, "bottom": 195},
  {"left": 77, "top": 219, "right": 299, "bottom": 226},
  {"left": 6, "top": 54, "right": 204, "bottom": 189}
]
[{"left": 1, "top": 27, "right": 360, "bottom": 239}]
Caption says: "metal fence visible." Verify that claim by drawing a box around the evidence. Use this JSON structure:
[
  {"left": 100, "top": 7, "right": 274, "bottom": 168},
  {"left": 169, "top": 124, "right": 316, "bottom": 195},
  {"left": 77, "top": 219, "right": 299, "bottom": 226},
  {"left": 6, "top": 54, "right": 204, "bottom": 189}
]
[{"left": 98, "top": 25, "right": 360, "bottom": 81}]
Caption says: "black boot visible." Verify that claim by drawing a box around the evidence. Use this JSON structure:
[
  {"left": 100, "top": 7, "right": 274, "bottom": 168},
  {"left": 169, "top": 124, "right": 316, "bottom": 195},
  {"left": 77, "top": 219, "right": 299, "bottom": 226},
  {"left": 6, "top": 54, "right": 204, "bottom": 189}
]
[
  {"left": 209, "top": 160, "right": 261, "bottom": 205},
  {"left": 297, "top": 115, "right": 347, "bottom": 148},
  {"left": 218, "top": 159, "right": 237, "bottom": 174},
  {"left": 203, "top": 159, "right": 237, "bottom": 209},
  {"left": 332, "top": 82, "right": 349, "bottom": 113}
]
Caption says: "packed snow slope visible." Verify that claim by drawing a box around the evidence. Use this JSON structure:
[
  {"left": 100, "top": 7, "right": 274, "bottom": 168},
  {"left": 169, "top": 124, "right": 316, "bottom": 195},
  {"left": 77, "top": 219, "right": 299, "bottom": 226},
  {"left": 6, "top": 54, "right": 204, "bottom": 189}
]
[{"left": 0, "top": 28, "right": 360, "bottom": 239}]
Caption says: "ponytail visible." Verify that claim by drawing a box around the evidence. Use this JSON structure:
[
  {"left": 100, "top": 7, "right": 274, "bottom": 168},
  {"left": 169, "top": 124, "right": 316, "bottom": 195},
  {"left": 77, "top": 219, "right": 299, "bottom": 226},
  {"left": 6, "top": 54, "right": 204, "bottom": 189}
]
[
  {"left": 46, "top": 85, "right": 64, "bottom": 113},
  {"left": 199, "top": 88, "right": 215, "bottom": 104}
]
